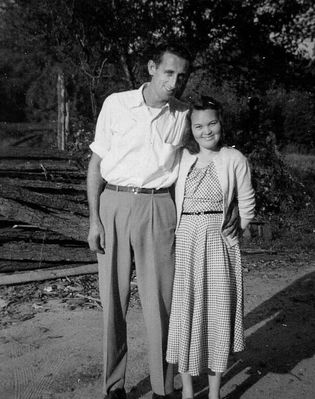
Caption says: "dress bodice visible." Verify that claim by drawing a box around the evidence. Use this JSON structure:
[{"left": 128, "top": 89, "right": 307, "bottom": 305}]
[{"left": 182, "top": 161, "right": 223, "bottom": 212}]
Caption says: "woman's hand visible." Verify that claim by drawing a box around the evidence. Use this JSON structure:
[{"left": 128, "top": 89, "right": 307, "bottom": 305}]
[{"left": 223, "top": 201, "right": 240, "bottom": 239}]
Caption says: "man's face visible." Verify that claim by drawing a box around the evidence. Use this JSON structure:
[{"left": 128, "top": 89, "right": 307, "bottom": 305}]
[{"left": 148, "top": 52, "right": 190, "bottom": 103}]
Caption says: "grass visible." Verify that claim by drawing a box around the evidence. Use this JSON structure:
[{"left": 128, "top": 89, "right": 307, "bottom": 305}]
[
  {"left": 243, "top": 152, "right": 315, "bottom": 254},
  {"left": 267, "top": 152, "right": 315, "bottom": 253},
  {"left": 283, "top": 153, "right": 315, "bottom": 174},
  {"left": 283, "top": 152, "right": 315, "bottom": 199}
]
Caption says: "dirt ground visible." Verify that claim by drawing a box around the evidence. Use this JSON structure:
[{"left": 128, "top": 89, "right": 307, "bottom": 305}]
[{"left": 1, "top": 242, "right": 315, "bottom": 399}]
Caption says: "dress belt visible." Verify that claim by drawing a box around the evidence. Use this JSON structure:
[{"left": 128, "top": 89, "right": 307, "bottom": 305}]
[
  {"left": 105, "top": 183, "right": 169, "bottom": 195},
  {"left": 182, "top": 210, "right": 223, "bottom": 215}
]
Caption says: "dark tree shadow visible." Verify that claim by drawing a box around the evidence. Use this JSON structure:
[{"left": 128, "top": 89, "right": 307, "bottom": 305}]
[
  {"left": 193, "top": 270, "right": 315, "bottom": 398},
  {"left": 128, "top": 271, "right": 315, "bottom": 399}
]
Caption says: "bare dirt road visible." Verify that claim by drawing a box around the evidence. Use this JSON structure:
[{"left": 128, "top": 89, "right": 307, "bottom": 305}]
[{"left": 1, "top": 251, "right": 315, "bottom": 399}]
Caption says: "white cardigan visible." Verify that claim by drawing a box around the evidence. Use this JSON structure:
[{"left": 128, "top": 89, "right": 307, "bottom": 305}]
[{"left": 175, "top": 147, "right": 256, "bottom": 248}]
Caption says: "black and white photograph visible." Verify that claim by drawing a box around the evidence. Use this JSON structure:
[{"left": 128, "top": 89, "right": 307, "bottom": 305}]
[{"left": 0, "top": 1, "right": 314, "bottom": 398}]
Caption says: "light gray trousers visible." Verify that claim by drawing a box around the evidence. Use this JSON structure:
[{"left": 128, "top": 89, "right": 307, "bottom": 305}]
[{"left": 97, "top": 188, "right": 176, "bottom": 396}]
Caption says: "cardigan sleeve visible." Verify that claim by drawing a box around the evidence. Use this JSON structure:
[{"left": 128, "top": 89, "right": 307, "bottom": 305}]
[{"left": 235, "top": 155, "right": 256, "bottom": 229}]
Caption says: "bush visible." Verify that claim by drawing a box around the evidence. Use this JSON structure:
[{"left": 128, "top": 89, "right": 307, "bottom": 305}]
[
  {"left": 67, "top": 117, "right": 95, "bottom": 167},
  {"left": 262, "top": 87, "right": 315, "bottom": 150},
  {"left": 248, "top": 142, "right": 312, "bottom": 217}
]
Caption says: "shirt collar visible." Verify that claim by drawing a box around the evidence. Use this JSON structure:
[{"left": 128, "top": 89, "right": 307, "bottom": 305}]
[
  {"left": 130, "top": 83, "right": 175, "bottom": 116},
  {"left": 128, "top": 83, "right": 147, "bottom": 108}
]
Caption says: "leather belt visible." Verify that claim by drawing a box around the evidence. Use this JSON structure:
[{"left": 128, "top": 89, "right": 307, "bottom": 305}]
[
  {"left": 106, "top": 183, "right": 169, "bottom": 195},
  {"left": 182, "top": 210, "right": 223, "bottom": 215}
]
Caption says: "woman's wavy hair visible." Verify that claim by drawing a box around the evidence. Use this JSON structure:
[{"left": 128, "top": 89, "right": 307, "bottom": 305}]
[{"left": 183, "top": 95, "right": 225, "bottom": 154}]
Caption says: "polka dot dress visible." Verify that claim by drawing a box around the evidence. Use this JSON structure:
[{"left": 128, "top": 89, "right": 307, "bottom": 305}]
[{"left": 166, "top": 161, "right": 245, "bottom": 375}]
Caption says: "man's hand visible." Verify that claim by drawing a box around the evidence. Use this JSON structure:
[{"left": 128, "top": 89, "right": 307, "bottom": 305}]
[
  {"left": 223, "top": 201, "right": 240, "bottom": 239},
  {"left": 88, "top": 218, "right": 105, "bottom": 254}
]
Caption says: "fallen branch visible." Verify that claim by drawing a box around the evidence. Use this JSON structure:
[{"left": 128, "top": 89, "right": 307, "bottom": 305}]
[
  {"left": 0, "top": 177, "right": 86, "bottom": 192},
  {"left": 0, "top": 263, "right": 98, "bottom": 285},
  {"left": 241, "top": 248, "right": 277, "bottom": 255},
  {"left": 76, "top": 293, "right": 102, "bottom": 304}
]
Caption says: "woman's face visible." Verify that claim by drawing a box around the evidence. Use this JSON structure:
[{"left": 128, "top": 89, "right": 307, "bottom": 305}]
[{"left": 190, "top": 108, "right": 222, "bottom": 151}]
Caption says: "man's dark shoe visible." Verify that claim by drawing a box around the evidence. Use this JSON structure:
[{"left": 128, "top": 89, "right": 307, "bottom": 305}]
[
  {"left": 106, "top": 388, "right": 127, "bottom": 399},
  {"left": 152, "top": 393, "right": 175, "bottom": 399}
]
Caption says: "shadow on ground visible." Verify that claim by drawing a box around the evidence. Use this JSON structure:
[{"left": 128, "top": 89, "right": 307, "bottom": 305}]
[{"left": 130, "top": 271, "right": 315, "bottom": 399}]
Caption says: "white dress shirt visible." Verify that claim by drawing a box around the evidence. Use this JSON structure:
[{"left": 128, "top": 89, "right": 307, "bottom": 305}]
[{"left": 90, "top": 84, "right": 189, "bottom": 188}]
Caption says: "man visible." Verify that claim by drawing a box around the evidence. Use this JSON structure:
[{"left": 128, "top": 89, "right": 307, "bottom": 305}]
[{"left": 87, "top": 43, "right": 192, "bottom": 399}]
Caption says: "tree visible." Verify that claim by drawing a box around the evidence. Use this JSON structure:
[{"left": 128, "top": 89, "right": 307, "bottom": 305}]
[{"left": 1, "top": 0, "right": 314, "bottom": 122}]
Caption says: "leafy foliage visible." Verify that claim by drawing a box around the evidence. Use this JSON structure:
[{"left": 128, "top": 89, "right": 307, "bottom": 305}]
[
  {"left": 262, "top": 88, "right": 315, "bottom": 150},
  {"left": 67, "top": 117, "right": 95, "bottom": 167},
  {"left": 1, "top": 0, "right": 314, "bottom": 122},
  {"left": 247, "top": 142, "right": 311, "bottom": 216},
  {"left": 0, "top": 0, "right": 314, "bottom": 218},
  {"left": 229, "top": 105, "right": 313, "bottom": 217}
]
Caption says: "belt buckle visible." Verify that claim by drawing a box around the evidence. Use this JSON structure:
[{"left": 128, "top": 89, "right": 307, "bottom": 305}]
[{"left": 131, "top": 186, "right": 140, "bottom": 194}]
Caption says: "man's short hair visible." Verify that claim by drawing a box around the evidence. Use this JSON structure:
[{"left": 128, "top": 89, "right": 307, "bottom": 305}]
[{"left": 150, "top": 42, "right": 193, "bottom": 67}]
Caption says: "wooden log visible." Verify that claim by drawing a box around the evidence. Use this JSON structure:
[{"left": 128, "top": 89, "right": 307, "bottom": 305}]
[
  {"left": 0, "top": 228, "right": 79, "bottom": 244},
  {"left": 0, "top": 260, "right": 94, "bottom": 272},
  {"left": 0, "top": 263, "right": 98, "bottom": 285},
  {"left": 0, "top": 147, "right": 81, "bottom": 161},
  {"left": 0, "top": 177, "right": 86, "bottom": 192},
  {"left": 0, "top": 183, "right": 88, "bottom": 216},
  {"left": 0, "top": 158, "right": 81, "bottom": 171},
  {"left": 24, "top": 191, "right": 87, "bottom": 204},
  {"left": 0, "top": 170, "right": 86, "bottom": 180},
  {"left": 0, "top": 242, "right": 95, "bottom": 263},
  {"left": 0, "top": 197, "right": 89, "bottom": 241}
]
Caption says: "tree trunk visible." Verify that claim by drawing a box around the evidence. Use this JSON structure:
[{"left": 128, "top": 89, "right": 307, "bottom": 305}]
[
  {"left": 119, "top": 52, "right": 136, "bottom": 89},
  {"left": 65, "top": 100, "right": 70, "bottom": 146},
  {"left": 57, "top": 71, "right": 66, "bottom": 150},
  {"left": 89, "top": 79, "right": 97, "bottom": 122}
]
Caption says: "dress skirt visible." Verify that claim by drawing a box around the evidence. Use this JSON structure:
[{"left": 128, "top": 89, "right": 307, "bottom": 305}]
[{"left": 166, "top": 161, "right": 245, "bottom": 375}]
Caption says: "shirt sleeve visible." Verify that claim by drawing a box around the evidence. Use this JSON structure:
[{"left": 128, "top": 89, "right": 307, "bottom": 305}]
[
  {"left": 163, "top": 109, "right": 189, "bottom": 147},
  {"left": 235, "top": 155, "right": 256, "bottom": 228},
  {"left": 89, "top": 94, "right": 115, "bottom": 158}
]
